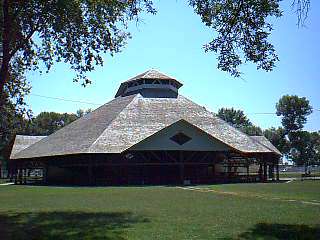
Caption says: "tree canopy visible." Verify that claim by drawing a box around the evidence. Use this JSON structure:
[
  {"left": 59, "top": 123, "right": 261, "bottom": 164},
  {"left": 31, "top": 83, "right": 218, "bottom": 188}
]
[
  {"left": 276, "top": 95, "right": 313, "bottom": 133},
  {"left": 188, "top": 0, "right": 310, "bottom": 77},
  {"left": 217, "top": 108, "right": 251, "bottom": 128},
  {"left": 0, "top": 66, "right": 31, "bottom": 144},
  {"left": 275, "top": 94, "right": 318, "bottom": 170},
  {"left": 217, "top": 107, "right": 262, "bottom": 136},
  {"left": 289, "top": 131, "right": 320, "bottom": 168},
  {"left": 30, "top": 112, "right": 78, "bottom": 136},
  {"left": 0, "top": 0, "right": 156, "bottom": 101},
  {"left": 0, "top": 108, "right": 88, "bottom": 163},
  {"left": 263, "top": 127, "right": 290, "bottom": 155}
]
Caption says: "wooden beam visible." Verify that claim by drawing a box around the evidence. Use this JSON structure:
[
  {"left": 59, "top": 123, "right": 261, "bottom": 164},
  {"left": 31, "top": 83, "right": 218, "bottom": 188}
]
[
  {"left": 258, "top": 162, "right": 263, "bottom": 182},
  {"left": 185, "top": 151, "right": 197, "bottom": 162},
  {"left": 246, "top": 159, "right": 250, "bottom": 182},
  {"left": 150, "top": 151, "right": 162, "bottom": 162},
  {"left": 88, "top": 160, "right": 93, "bottom": 186},
  {"left": 201, "top": 152, "right": 211, "bottom": 162},
  {"left": 276, "top": 161, "right": 280, "bottom": 181},
  {"left": 263, "top": 162, "right": 267, "bottom": 182},
  {"left": 165, "top": 151, "right": 177, "bottom": 163},
  {"left": 43, "top": 164, "right": 49, "bottom": 184},
  {"left": 179, "top": 151, "right": 184, "bottom": 184}
]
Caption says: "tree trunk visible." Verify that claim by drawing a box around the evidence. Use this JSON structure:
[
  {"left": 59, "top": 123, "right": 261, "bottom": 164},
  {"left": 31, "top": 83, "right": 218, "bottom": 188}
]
[
  {"left": 0, "top": 61, "right": 9, "bottom": 96},
  {"left": 0, "top": 0, "right": 11, "bottom": 106},
  {"left": 304, "top": 163, "right": 308, "bottom": 175}
]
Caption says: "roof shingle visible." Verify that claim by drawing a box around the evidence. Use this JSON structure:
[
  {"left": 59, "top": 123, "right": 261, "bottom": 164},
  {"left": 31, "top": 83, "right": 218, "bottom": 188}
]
[
  {"left": 13, "top": 94, "right": 274, "bottom": 159},
  {"left": 251, "top": 136, "right": 282, "bottom": 155}
]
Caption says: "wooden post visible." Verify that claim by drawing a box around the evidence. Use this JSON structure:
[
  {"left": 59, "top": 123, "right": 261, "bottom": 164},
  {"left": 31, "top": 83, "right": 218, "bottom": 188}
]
[
  {"left": 258, "top": 163, "right": 263, "bottom": 182},
  {"left": 14, "top": 168, "right": 17, "bottom": 184},
  {"left": 23, "top": 169, "right": 26, "bottom": 184},
  {"left": 263, "top": 162, "right": 267, "bottom": 182},
  {"left": 43, "top": 164, "right": 49, "bottom": 185},
  {"left": 88, "top": 160, "right": 93, "bottom": 186},
  {"left": 179, "top": 151, "right": 184, "bottom": 185},
  {"left": 12, "top": 163, "right": 17, "bottom": 184},
  {"left": 268, "top": 164, "right": 274, "bottom": 181},
  {"left": 212, "top": 164, "right": 216, "bottom": 182},
  {"left": 276, "top": 162, "right": 280, "bottom": 181},
  {"left": 18, "top": 168, "right": 22, "bottom": 184}
]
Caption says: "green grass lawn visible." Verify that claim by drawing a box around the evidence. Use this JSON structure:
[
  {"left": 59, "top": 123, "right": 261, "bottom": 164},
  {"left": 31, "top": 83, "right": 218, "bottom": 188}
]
[
  {"left": 0, "top": 181, "right": 319, "bottom": 240},
  {"left": 0, "top": 178, "right": 10, "bottom": 184},
  {"left": 280, "top": 172, "right": 320, "bottom": 178},
  {"left": 205, "top": 180, "right": 320, "bottom": 202}
]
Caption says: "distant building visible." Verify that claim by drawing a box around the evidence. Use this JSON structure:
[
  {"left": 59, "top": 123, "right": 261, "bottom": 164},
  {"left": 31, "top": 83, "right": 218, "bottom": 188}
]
[{"left": 9, "top": 70, "right": 281, "bottom": 185}]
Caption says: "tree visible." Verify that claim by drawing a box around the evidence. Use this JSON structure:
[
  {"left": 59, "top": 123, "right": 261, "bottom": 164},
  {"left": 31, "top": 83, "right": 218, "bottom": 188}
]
[
  {"left": 188, "top": 0, "right": 311, "bottom": 77},
  {"left": 217, "top": 107, "right": 262, "bottom": 136},
  {"left": 76, "top": 108, "right": 92, "bottom": 118},
  {"left": 312, "top": 131, "right": 320, "bottom": 166},
  {"left": 275, "top": 95, "right": 314, "bottom": 168},
  {"left": 289, "top": 131, "right": 320, "bottom": 172},
  {"left": 242, "top": 125, "right": 263, "bottom": 136},
  {"left": 217, "top": 108, "right": 250, "bottom": 128},
  {"left": 0, "top": 69, "right": 31, "bottom": 164},
  {"left": 31, "top": 112, "right": 78, "bottom": 135},
  {"left": 263, "top": 127, "right": 290, "bottom": 155},
  {"left": 0, "top": 0, "right": 156, "bottom": 103},
  {"left": 276, "top": 95, "right": 313, "bottom": 134}
]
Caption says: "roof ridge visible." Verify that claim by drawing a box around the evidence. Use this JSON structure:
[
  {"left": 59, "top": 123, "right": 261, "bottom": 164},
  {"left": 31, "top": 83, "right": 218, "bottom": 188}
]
[
  {"left": 142, "top": 69, "right": 153, "bottom": 78},
  {"left": 88, "top": 94, "right": 141, "bottom": 151},
  {"left": 16, "top": 135, "right": 47, "bottom": 138}
]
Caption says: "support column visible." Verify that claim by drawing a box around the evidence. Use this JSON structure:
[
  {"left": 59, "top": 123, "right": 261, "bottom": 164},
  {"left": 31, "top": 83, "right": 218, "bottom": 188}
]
[
  {"left": 258, "top": 163, "right": 263, "bottom": 182},
  {"left": 43, "top": 164, "right": 49, "bottom": 185},
  {"left": 88, "top": 161, "right": 93, "bottom": 186},
  {"left": 268, "top": 164, "right": 274, "bottom": 181},
  {"left": 12, "top": 163, "right": 17, "bottom": 184},
  {"left": 18, "top": 168, "right": 22, "bottom": 184},
  {"left": 14, "top": 168, "right": 18, "bottom": 184},
  {"left": 212, "top": 164, "right": 216, "bottom": 182},
  {"left": 276, "top": 162, "right": 280, "bottom": 181},
  {"left": 263, "top": 162, "right": 267, "bottom": 182},
  {"left": 179, "top": 151, "right": 184, "bottom": 185},
  {"left": 23, "top": 168, "right": 27, "bottom": 184}
]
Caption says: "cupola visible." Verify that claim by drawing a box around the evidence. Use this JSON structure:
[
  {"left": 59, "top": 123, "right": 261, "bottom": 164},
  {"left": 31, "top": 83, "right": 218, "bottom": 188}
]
[{"left": 115, "top": 69, "right": 183, "bottom": 98}]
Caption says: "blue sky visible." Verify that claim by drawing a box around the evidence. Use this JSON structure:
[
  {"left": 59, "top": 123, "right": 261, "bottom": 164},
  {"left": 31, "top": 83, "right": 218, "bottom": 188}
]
[{"left": 26, "top": 0, "right": 320, "bottom": 131}]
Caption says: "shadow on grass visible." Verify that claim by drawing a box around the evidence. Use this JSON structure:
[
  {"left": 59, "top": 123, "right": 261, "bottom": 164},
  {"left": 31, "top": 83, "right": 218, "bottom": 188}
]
[
  {"left": 224, "top": 223, "right": 320, "bottom": 240},
  {"left": 0, "top": 211, "right": 149, "bottom": 240}
]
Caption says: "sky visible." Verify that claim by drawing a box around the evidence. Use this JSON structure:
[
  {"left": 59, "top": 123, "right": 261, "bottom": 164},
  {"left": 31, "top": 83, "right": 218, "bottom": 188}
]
[{"left": 25, "top": 0, "right": 320, "bottom": 131}]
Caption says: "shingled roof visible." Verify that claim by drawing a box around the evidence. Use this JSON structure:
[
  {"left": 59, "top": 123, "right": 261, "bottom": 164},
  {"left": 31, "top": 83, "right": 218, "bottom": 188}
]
[
  {"left": 13, "top": 93, "right": 274, "bottom": 159},
  {"left": 10, "top": 135, "right": 47, "bottom": 159},
  {"left": 251, "top": 136, "right": 282, "bottom": 156}
]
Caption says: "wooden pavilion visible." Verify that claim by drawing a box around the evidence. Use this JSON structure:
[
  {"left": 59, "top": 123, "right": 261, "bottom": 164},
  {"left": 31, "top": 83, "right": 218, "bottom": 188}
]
[{"left": 9, "top": 70, "right": 281, "bottom": 185}]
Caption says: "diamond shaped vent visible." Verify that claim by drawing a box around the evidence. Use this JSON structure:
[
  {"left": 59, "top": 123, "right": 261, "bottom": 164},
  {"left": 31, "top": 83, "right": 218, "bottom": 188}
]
[{"left": 170, "top": 132, "right": 192, "bottom": 145}]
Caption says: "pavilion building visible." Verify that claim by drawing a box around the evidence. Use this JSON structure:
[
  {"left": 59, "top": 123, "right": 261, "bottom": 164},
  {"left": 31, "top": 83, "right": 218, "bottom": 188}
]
[{"left": 9, "top": 70, "right": 281, "bottom": 185}]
